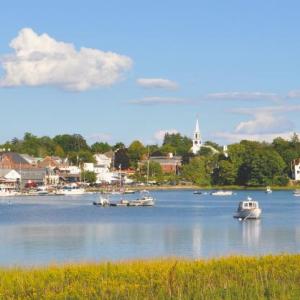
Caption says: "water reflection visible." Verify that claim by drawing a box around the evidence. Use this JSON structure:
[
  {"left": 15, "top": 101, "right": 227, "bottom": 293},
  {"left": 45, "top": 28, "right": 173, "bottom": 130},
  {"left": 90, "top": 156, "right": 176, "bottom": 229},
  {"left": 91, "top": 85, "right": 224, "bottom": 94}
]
[
  {"left": 241, "top": 220, "right": 262, "bottom": 247},
  {"left": 0, "top": 190, "right": 300, "bottom": 265}
]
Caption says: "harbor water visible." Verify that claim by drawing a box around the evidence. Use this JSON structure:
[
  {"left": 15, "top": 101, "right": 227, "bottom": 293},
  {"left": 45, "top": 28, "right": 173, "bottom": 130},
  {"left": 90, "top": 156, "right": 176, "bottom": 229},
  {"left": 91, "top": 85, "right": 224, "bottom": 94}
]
[{"left": 0, "top": 190, "right": 299, "bottom": 266}]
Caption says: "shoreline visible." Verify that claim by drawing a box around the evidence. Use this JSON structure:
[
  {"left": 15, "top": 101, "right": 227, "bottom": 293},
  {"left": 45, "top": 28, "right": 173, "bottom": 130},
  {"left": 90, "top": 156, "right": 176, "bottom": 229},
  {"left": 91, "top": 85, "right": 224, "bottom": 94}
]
[{"left": 87, "top": 184, "right": 300, "bottom": 192}]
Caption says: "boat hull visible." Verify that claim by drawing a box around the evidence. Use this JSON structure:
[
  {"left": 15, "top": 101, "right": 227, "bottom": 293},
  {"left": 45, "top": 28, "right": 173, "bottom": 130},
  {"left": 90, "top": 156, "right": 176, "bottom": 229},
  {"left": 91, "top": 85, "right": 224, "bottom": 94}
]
[{"left": 234, "top": 208, "right": 262, "bottom": 219}]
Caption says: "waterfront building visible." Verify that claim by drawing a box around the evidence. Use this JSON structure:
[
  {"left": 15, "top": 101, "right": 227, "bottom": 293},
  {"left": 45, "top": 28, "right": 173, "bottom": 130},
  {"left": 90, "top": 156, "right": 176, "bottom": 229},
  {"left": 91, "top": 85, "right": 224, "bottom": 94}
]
[
  {"left": 191, "top": 119, "right": 202, "bottom": 154},
  {"left": 148, "top": 153, "right": 182, "bottom": 174},
  {"left": 0, "top": 169, "right": 21, "bottom": 190},
  {"left": 0, "top": 152, "right": 31, "bottom": 169}
]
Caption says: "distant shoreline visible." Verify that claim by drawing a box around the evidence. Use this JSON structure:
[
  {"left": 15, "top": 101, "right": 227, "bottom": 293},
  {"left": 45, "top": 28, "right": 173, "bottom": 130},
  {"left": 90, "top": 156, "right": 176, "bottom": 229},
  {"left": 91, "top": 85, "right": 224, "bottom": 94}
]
[{"left": 87, "top": 184, "right": 300, "bottom": 192}]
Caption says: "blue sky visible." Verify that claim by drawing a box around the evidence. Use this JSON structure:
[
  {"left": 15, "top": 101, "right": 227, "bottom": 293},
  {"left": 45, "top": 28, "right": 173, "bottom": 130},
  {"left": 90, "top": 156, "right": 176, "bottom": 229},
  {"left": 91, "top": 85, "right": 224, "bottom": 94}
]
[{"left": 1, "top": 0, "right": 300, "bottom": 146}]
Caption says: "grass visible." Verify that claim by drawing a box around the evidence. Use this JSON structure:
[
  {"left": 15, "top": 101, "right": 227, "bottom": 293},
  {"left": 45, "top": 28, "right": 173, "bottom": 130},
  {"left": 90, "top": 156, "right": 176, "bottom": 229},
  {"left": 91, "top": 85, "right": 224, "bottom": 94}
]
[{"left": 1, "top": 255, "right": 300, "bottom": 299}]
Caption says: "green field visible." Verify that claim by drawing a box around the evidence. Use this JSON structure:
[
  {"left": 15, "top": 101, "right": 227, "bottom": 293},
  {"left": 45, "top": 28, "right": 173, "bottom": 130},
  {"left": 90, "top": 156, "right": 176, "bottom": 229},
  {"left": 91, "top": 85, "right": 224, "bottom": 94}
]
[{"left": 1, "top": 254, "right": 300, "bottom": 299}]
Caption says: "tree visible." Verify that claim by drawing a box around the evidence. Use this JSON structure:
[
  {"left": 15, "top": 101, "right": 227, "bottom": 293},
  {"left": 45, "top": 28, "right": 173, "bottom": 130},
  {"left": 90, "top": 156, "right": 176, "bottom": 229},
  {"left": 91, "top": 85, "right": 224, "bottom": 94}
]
[
  {"left": 128, "top": 140, "right": 146, "bottom": 167},
  {"left": 181, "top": 157, "right": 211, "bottom": 186},
  {"left": 238, "top": 148, "right": 286, "bottom": 186},
  {"left": 163, "top": 133, "right": 192, "bottom": 156},
  {"left": 53, "top": 134, "right": 89, "bottom": 154},
  {"left": 82, "top": 171, "right": 97, "bottom": 184},
  {"left": 91, "top": 142, "right": 111, "bottom": 154},
  {"left": 213, "top": 160, "right": 237, "bottom": 185},
  {"left": 114, "top": 148, "right": 130, "bottom": 170}
]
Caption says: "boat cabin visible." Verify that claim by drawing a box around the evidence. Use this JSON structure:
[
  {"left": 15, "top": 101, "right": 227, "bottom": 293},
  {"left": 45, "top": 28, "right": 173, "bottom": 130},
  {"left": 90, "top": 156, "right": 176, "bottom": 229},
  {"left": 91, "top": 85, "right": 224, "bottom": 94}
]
[{"left": 238, "top": 200, "right": 259, "bottom": 210}]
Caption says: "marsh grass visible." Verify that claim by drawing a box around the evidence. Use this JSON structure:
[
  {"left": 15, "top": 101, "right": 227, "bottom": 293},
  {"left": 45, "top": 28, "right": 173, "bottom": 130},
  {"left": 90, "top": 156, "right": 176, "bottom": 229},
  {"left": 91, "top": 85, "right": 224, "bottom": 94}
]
[{"left": 0, "top": 254, "right": 299, "bottom": 299}]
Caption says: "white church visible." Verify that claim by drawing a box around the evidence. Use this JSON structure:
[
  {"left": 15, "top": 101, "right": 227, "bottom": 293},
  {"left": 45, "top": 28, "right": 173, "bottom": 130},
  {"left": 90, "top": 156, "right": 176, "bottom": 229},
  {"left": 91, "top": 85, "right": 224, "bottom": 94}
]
[
  {"left": 190, "top": 119, "right": 228, "bottom": 157},
  {"left": 191, "top": 119, "right": 202, "bottom": 154}
]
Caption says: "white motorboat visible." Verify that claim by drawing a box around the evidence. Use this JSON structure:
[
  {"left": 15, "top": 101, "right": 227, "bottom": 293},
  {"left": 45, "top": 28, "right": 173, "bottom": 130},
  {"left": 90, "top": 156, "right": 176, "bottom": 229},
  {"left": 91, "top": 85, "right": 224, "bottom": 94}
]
[
  {"left": 234, "top": 197, "right": 262, "bottom": 220},
  {"left": 128, "top": 190, "right": 155, "bottom": 206},
  {"left": 211, "top": 190, "right": 233, "bottom": 196},
  {"left": 60, "top": 184, "right": 85, "bottom": 195},
  {"left": 265, "top": 186, "right": 272, "bottom": 194},
  {"left": 293, "top": 190, "right": 300, "bottom": 197}
]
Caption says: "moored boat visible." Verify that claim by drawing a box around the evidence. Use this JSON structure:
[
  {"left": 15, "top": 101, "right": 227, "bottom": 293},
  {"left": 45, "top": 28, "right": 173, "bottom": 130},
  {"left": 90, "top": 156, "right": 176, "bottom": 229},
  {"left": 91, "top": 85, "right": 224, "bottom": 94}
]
[
  {"left": 60, "top": 184, "right": 85, "bottom": 195},
  {"left": 234, "top": 197, "right": 262, "bottom": 220},
  {"left": 265, "top": 186, "right": 272, "bottom": 194},
  {"left": 211, "top": 190, "right": 233, "bottom": 196}
]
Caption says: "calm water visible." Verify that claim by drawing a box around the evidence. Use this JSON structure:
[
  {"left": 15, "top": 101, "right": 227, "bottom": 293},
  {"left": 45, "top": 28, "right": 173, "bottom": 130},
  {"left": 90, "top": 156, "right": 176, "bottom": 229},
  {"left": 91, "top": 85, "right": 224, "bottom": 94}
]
[{"left": 0, "top": 190, "right": 299, "bottom": 266}]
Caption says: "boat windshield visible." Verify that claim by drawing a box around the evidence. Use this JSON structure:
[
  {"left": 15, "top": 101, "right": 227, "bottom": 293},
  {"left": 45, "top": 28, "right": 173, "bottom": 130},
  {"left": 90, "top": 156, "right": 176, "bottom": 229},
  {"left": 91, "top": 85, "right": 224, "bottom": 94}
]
[{"left": 239, "top": 201, "right": 258, "bottom": 209}]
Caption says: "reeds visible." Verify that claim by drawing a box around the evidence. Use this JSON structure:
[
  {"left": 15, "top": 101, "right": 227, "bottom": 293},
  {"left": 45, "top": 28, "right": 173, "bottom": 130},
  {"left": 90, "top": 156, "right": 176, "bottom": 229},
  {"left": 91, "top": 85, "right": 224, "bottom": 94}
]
[{"left": 0, "top": 254, "right": 299, "bottom": 299}]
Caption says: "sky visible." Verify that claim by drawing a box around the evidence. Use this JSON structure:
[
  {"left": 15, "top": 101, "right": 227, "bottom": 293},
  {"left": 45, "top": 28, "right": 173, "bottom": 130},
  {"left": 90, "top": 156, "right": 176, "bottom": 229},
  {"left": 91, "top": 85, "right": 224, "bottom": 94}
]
[{"left": 1, "top": 0, "right": 300, "bottom": 146}]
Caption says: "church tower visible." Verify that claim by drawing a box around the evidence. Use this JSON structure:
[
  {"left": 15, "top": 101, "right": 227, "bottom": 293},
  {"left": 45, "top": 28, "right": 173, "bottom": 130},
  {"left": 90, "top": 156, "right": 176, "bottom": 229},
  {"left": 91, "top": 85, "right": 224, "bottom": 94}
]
[{"left": 191, "top": 119, "right": 202, "bottom": 154}]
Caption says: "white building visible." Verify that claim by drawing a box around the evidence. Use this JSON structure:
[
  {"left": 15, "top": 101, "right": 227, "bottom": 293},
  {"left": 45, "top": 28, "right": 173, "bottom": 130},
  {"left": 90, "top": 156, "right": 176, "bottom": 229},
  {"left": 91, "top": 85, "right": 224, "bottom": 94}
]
[
  {"left": 292, "top": 159, "right": 300, "bottom": 181},
  {"left": 83, "top": 154, "right": 133, "bottom": 184},
  {"left": 191, "top": 119, "right": 202, "bottom": 154}
]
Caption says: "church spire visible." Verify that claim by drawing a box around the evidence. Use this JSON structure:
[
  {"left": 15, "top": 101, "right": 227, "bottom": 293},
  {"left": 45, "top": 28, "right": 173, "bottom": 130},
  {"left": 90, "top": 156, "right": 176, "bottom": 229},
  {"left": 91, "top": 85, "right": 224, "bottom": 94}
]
[{"left": 191, "top": 118, "right": 202, "bottom": 154}]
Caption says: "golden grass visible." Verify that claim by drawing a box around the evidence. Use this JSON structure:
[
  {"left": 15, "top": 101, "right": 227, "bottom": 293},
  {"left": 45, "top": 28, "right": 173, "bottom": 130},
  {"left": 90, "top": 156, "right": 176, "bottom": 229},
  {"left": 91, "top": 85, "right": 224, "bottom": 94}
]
[{"left": 0, "top": 254, "right": 300, "bottom": 299}]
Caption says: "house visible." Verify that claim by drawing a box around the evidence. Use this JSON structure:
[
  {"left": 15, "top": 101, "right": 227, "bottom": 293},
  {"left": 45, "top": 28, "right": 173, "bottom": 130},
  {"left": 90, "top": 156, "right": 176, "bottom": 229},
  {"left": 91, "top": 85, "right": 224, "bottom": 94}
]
[
  {"left": 20, "top": 154, "right": 42, "bottom": 166},
  {"left": 147, "top": 153, "right": 182, "bottom": 174},
  {"left": 0, "top": 152, "right": 31, "bottom": 169},
  {"left": 19, "top": 169, "right": 47, "bottom": 187},
  {"left": 292, "top": 159, "right": 300, "bottom": 181},
  {"left": 0, "top": 169, "right": 21, "bottom": 190}
]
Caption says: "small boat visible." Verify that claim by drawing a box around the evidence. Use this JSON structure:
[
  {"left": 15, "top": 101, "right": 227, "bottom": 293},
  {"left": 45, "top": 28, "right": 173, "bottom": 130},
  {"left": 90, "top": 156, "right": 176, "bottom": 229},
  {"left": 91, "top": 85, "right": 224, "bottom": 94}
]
[
  {"left": 193, "top": 190, "right": 202, "bottom": 195},
  {"left": 293, "top": 190, "right": 300, "bottom": 197},
  {"left": 60, "top": 184, "right": 85, "bottom": 195},
  {"left": 234, "top": 197, "right": 262, "bottom": 220},
  {"left": 265, "top": 186, "right": 272, "bottom": 194},
  {"left": 123, "top": 189, "right": 136, "bottom": 194},
  {"left": 93, "top": 196, "right": 110, "bottom": 206},
  {"left": 36, "top": 186, "right": 49, "bottom": 196},
  {"left": 211, "top": 190, "right": 233, "bottom": 196},
  {"left": 128, "top": 190, "right": 155, "bottom": 207}
]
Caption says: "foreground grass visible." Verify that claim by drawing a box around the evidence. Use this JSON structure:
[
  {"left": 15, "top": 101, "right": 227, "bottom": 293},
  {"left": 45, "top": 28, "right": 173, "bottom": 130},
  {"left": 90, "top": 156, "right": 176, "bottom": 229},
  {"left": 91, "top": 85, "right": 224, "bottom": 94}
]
[{"left": 1, "top": 255, "right": 300, "bottom": 299}]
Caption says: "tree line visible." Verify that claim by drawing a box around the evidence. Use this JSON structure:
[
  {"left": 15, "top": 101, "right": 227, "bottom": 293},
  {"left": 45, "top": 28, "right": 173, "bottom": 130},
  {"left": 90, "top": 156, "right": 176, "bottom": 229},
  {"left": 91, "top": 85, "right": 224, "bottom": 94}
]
[{"left": 1, "top": 132, "right": 300, "bottom": 186}]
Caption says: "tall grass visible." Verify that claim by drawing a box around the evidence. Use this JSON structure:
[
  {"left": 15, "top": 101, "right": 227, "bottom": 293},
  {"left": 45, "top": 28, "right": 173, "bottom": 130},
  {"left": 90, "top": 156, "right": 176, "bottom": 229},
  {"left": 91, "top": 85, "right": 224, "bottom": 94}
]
[{"left": 0, "top": 254, "right": 300, "bottom": 299}]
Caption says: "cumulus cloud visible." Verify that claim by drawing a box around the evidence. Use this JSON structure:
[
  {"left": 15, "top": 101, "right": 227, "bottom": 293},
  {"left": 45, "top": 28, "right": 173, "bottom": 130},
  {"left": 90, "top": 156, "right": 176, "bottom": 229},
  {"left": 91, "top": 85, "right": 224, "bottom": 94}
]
[
  {"left": 154, "top": 129, "right": 178, "bottom": 143},
  {"left": 234, "top": 113, "right": 294, "bottom": 135},
  {"left": 0, "top": 28, "right": 132, "bottom": 91},
  {"left": 205, "top": 92, "right": 281, "bottom": 101},
  {"left": 136, "top": 78, "right": 178, "bottom": 90},
  {"left": 128, "top": 96, "right": 190, "bottom": 105},
  {"left": 287, "top": 90, "right": 300, "bottom": 99}
]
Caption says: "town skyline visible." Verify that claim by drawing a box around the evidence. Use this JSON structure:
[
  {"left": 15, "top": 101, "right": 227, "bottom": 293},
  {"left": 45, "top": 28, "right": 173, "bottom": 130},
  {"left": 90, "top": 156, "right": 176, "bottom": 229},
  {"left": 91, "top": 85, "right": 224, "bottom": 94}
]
[{"left": 1, "top": 1, "right": 300, "bottom": 145}]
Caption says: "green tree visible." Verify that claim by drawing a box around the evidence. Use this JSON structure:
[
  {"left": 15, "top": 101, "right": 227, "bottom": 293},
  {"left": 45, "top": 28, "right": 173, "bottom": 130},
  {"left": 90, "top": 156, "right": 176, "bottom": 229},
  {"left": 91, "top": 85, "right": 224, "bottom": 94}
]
[
  {"left": 91, "top": 142, "right": 111, "bottom": 154},
  {"left": 114, "top": 148, "right": 130, "bottom": 170},
  {"left": 163, "top": 133, "right": 192, "bottom": 156},
  {"left": 53, "top": 134, "right": 89, "bottom": 154},
  {"left": 213, "top": 160, "right": 237, "bottom": 185},
  {"left": 82, "top": 171, "right": 97, "bottom": 184},
  {"left": 128, "top": 140, "right": 146, "bottom": 167},
  {"left": 181, "top": 157, "right": 211, "bottom": 186}
]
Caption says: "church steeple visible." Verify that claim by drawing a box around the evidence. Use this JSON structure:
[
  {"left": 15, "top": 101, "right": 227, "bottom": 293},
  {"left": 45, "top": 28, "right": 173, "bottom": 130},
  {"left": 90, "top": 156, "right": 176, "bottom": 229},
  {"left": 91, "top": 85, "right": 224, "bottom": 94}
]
[{"left": 191, "top": 119, "right": 202, "bottom": 154}]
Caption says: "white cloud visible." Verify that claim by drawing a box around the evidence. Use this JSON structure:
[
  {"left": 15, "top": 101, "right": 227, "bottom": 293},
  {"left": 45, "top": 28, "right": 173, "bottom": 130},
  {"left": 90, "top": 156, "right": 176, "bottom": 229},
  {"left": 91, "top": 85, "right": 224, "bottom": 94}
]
[
  {"left": 154, "top": 129, "right": 178, "bottom": 143},
  {"left": 234, "top": 113, "right": 294, "bottom": 134},
  {"left": 287, "top": 90, "right": 300, "bottom": 99},
  {"left": 206, "top": 92, "right": 281, "bottom": 101},
  {"left": 0, "top": 28, "right": 132, "bottom": 91},
  {"left": 128, "top": 96, "right": 189, "bottom": 105},
  {"left": 136, "top": 78, "right": 178, "bottom": 90}
]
